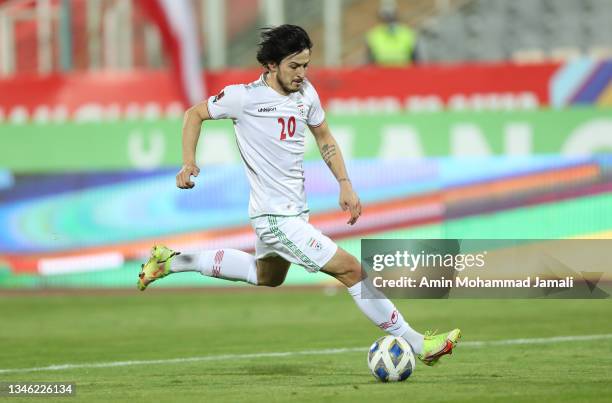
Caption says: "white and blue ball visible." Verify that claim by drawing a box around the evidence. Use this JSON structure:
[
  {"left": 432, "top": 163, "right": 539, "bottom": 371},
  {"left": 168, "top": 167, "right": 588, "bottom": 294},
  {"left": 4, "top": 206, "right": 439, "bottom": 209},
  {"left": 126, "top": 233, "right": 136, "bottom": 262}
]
[{"left": 367, "top": 335, "right": 415, "bottom": 382}]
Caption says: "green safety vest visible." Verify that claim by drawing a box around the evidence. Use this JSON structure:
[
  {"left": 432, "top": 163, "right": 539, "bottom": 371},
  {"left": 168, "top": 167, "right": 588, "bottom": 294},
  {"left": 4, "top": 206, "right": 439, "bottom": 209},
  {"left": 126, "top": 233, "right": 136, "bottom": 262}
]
[{"left": 366, "top": 24, "right": 416, "bottom": 66}]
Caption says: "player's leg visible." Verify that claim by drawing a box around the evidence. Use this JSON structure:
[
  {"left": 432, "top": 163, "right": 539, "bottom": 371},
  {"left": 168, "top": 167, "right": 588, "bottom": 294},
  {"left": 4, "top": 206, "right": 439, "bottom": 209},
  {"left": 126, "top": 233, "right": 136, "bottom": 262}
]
[
  {"left": 255, "top": 255, "right": 291, "bottom": 287},
  {"left": 320, "top": 247, "right": 425, "bottom": 354},
  {"left": 138, "top": 245, "right": 261, "bottom": 290},
  {"left": 321, "top": 247, "right": 461, "bottom": 365},
  {"left": 249, "top": 215, "right": 429, "bottom": 355},
  {"left": 171, "top": 250, "right": 290, "bottom": 287},
  {"left": 137, "top": 245, "right": 292, "bottom": 290}
]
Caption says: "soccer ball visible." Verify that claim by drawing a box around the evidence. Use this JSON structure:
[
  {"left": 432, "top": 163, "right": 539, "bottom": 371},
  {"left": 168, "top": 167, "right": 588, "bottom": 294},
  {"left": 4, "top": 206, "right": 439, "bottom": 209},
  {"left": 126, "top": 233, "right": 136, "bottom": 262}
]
[{"left": 367, "top": 335, "right": 415, "bottom": 382}]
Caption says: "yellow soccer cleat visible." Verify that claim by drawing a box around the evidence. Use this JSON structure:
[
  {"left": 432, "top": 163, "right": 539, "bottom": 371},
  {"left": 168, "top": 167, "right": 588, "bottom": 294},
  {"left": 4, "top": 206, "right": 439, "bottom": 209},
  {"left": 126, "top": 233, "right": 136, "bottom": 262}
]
[
  {"left": 418, "top": 328, "right": 461, "bottom": 366},
  {"left": 137, "top": 246, "right": 180, "bottom": 291}
]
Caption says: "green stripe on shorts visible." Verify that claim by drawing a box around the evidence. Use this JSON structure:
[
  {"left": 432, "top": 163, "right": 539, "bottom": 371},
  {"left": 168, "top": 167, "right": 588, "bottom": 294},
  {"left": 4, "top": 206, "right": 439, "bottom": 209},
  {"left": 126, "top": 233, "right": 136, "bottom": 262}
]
[{"left": 267, "top": 215, "right": 321, "bottom": 272}]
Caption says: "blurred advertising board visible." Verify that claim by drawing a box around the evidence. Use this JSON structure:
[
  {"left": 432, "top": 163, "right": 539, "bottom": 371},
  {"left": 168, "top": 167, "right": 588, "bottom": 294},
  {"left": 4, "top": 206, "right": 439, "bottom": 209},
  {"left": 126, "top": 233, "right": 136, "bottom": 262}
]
[
  {"left": 1, "top": 156, "right": 611, "bottom": 289},
  {"left": 2, "top": 59, "right": 610, "bottom": 121},
  {"left": 1, "top": 109, "right": 611, "bottom": 172},
  {"left": 0, "top": 62, "right": 563, "bottom": 121}
]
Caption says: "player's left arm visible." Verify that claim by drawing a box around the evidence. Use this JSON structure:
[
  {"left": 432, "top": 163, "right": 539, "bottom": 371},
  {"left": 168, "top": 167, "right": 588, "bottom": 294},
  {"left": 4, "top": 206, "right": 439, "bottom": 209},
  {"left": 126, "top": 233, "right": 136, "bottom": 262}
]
[{"left": 309, "top": 120, "right": 362, "bottom": 225}]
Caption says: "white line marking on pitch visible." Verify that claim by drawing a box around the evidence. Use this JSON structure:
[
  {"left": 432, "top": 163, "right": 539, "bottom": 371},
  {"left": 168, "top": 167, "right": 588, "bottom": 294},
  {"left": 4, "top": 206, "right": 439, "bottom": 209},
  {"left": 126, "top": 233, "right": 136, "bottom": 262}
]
[{"left": 1, "top": 333, "right": 611, "bottom": 375}]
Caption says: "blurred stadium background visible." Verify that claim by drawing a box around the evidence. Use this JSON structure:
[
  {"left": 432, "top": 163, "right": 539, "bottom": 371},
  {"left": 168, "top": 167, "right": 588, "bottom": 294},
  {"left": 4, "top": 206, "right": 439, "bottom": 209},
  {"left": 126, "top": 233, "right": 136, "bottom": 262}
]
[
  {"left": 0, "top": 0, "right": 611, "bottom": 290},
  {"left": 2, "top": 3, "right": 612, "bottom": 400}
]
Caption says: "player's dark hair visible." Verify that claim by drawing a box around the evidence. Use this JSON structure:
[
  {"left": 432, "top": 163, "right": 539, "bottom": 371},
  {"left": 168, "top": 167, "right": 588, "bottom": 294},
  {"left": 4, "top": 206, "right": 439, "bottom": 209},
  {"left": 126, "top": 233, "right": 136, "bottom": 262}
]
[{"left": 256, "top": 24, "right": 312, "bottom": 68}]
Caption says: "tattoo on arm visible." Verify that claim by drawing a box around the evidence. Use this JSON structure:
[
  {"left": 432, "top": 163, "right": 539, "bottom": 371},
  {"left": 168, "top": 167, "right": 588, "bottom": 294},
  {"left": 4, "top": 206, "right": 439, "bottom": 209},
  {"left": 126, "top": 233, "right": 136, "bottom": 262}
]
[{"left": 321, "top": 144, "right": 337, "bottom": 168}]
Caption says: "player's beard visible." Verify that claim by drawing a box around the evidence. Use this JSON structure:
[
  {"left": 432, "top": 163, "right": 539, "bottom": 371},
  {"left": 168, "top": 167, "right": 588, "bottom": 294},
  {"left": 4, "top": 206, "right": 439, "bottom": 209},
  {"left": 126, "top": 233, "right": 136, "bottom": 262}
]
[{"left": 276, "top": 71, "right": 301, "bottom": 94}]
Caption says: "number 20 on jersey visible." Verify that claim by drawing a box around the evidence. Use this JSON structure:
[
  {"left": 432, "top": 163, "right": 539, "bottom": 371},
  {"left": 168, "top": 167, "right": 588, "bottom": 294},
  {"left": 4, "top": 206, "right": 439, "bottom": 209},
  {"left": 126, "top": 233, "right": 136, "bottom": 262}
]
[{"left": 278, "top": 116, "right": 296, "bottom": 140}]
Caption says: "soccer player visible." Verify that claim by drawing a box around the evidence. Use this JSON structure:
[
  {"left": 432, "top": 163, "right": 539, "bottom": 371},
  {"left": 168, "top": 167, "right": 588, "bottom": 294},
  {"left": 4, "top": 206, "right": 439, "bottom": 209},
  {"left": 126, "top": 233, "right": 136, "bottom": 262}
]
[{"left": 138, "top": 25, "right": 460, "bottom": 366}]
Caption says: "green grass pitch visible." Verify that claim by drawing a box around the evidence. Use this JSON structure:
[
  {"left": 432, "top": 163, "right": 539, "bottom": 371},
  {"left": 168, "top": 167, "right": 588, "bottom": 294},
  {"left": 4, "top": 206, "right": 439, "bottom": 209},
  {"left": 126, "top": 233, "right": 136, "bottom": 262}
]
[{"left": 1, "top": 289, "right": 611, "bottom": 402}]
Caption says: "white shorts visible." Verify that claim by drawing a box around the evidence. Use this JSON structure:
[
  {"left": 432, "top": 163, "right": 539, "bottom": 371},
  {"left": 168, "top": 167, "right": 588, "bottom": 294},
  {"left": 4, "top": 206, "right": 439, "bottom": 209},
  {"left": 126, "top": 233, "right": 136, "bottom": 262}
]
[{"left": 250, "top": 213, "right": 338, "bottom": 272}]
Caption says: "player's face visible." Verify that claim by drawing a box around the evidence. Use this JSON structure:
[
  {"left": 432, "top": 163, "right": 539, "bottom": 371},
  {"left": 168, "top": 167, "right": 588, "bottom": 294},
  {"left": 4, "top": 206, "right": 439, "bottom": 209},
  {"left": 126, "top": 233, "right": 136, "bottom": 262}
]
[{"left": 273, "top": 49, "right": 310, "bottom": 94}]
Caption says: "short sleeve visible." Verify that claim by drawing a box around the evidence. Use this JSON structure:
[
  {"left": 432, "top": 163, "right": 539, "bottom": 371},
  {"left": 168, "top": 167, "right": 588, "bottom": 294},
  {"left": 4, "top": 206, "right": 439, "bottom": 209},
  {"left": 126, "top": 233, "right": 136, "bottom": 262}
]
[
  {"left": 206, "top": 85, "right": 245, "bottom": 120},
  {"left": 306, "top": 85, "right": 325, "bottom": 127}
]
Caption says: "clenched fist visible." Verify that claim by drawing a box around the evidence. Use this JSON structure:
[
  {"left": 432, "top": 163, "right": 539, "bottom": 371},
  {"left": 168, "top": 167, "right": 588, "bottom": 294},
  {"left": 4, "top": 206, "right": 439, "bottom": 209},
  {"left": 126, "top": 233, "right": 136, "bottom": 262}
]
[{"left": 176, "top": 163, "right": 200, "bottom": 189}]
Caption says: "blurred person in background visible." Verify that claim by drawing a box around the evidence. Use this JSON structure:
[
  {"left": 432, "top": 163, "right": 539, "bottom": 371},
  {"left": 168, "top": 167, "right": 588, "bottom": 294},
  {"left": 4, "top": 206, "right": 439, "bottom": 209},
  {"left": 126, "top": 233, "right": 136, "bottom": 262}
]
[
  {"left": 366, "top": 4, "right": 420, "bottom": 66},
  {"left": 138, "top": 24, "right": 460, "bottom": 367}
]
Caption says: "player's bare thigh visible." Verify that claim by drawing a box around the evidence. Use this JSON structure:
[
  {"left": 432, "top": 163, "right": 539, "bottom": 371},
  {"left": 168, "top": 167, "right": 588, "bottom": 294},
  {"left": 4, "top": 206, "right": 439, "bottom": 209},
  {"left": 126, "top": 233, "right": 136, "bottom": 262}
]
[
  {"left": 321, "top": 247, "right": 362, "bottom": 287},
  {"left": 256, "top": 255, "right": 291, "bottom": 287}
]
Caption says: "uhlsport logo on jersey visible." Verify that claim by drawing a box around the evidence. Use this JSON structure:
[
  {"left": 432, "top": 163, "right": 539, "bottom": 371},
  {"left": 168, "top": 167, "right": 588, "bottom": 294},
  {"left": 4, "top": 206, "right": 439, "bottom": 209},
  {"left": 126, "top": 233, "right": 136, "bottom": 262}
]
[
  {"left": 307, "top": 237, "right": 322, "bottom": 250},
  {"left": 257, "top": 106, "right": 277, "bottom": 113}
]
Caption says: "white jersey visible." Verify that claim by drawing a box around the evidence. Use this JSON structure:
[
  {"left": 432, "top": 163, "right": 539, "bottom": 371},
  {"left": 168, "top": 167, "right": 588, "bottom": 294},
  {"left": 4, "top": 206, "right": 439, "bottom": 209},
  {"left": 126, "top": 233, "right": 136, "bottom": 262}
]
[{"left": 206, "top": 74, "right": 325, "bottom": 218}]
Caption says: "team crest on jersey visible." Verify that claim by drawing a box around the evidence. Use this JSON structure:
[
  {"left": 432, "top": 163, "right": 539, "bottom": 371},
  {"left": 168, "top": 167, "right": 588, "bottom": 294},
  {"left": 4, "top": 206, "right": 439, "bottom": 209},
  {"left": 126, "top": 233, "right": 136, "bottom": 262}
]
[
  {"left": 213, "top": 90, "right": 225, "bottom": 103},
  {"left": 307, "top": 237, "right": 322, "bottom": 250},
  {"left": 297, "top": 102, "right": 306, "bottom": 118}
]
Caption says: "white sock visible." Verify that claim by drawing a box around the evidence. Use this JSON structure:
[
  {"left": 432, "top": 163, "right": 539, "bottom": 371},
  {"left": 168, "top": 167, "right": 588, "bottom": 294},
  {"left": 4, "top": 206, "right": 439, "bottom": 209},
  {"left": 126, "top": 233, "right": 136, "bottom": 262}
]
[
  {"left": 347, "top": 280, "right": 424, "bottom": 354},
  {"left": 170, "top": 249, "right": 258, "bottom": 285}
]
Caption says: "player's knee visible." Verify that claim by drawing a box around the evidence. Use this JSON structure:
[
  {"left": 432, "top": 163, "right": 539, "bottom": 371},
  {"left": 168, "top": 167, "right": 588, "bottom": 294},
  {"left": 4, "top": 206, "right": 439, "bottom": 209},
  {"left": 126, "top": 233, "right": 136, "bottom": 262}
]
[
  {"left": 327, "top": 254, "right": 362, "bottom": 287},
  {"left": 344, "top": 258, "right": 363, "bottom": 285},
  {"left": 258, "top": 276, "right": 284, "bottom": 287},
  {"left": 256, "top": 270, "right": 285, "bottom": 287},
  {"left": 255, "top": 259, "right": 289, "bottom": 287}
]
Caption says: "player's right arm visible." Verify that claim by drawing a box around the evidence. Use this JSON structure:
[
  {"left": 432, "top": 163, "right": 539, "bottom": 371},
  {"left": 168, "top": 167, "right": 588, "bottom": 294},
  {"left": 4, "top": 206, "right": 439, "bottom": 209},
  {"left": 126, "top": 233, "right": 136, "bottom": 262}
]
[
  {"left": 177, "top": 85, "right": 244, "bottom": 189},
  {"left": 176, "top": 101, "right": 211, "bottom": 189}
]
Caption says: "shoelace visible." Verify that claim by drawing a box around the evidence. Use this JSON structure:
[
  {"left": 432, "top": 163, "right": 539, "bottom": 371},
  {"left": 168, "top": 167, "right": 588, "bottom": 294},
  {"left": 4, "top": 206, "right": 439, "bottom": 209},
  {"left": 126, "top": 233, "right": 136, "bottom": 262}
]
[
  {"left": 424, "top": 329, "right": 439, "bottom": 339},
  {"left": 156, "top": 250, "right": 180, "bottom": 263}
]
